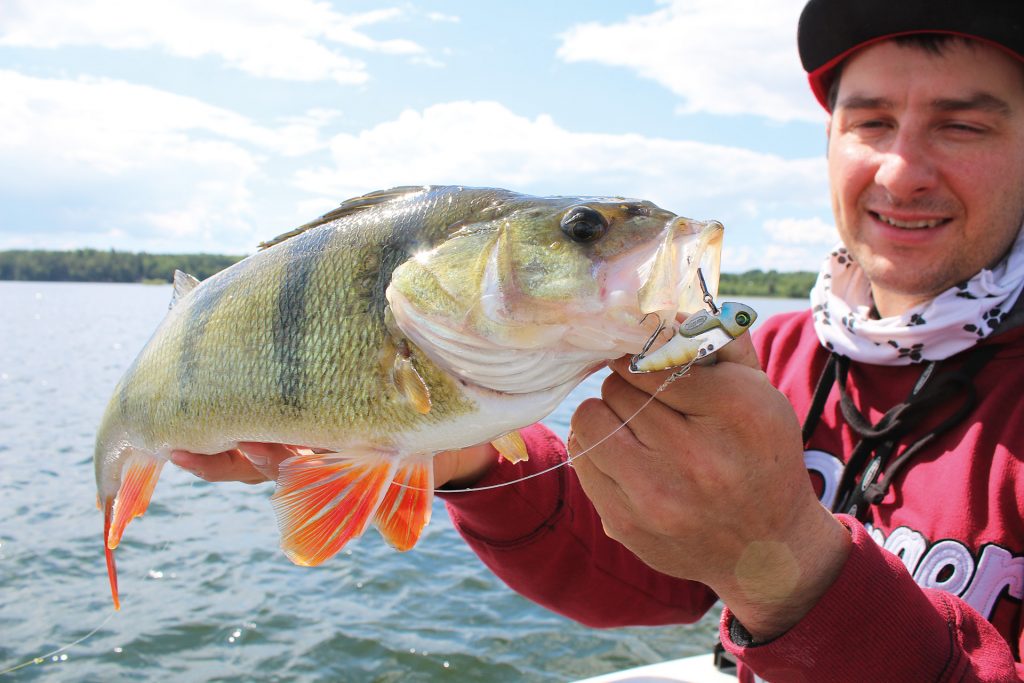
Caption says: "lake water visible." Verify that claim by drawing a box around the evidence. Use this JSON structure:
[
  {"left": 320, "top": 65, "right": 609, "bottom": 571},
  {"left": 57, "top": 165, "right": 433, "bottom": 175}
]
[{"left": 0, "top": 282, "right": 804, "bottom": 682}]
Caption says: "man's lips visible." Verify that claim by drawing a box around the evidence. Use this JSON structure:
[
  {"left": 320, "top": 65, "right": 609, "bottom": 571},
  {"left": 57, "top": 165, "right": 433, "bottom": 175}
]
[{"left": 869, "top": 210, "right": 952, "bottom": 229}]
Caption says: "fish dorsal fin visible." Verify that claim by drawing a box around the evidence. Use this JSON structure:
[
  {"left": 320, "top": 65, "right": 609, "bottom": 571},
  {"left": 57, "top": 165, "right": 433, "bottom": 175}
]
[
  {"left": 170, "top": 270, "right": 200, "bottom": 309},
  {"left": 258, "top": 185, "right": 431, "bottom": 250}
]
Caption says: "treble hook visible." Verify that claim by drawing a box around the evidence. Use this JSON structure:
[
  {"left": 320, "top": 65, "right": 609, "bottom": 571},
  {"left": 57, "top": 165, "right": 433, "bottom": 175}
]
[{"left": 636, "top": 313, "right": 668, "bottom": 359}]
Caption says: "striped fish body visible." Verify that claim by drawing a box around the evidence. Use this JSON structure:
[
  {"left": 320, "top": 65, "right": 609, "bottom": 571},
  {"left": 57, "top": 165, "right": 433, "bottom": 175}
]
[{"left": 94, "top": 185, "right": 724, "bottom": 608}]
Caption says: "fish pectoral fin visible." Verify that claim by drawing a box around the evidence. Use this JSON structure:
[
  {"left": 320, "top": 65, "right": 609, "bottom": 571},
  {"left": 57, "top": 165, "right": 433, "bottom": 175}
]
[
  {"left": 271, "top": 450, "right": 398, "bottom": 566},
  {"left": 104, "top": 448, "right": 166, "bottom": 610},
  {"left": 372, "top": 456, "right": 434, "bottom": 551},
  {"left": 392, "top": 354, "right": 432, "bottom": 414},
  {"left": 491, "top": 430, "right": 529, "bottom": 464}
]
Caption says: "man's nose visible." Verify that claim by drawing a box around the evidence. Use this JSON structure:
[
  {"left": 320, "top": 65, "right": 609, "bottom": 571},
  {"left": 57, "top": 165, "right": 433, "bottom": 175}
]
[{"left": 873, "top": 130, "right": 938, "bottom": 200}]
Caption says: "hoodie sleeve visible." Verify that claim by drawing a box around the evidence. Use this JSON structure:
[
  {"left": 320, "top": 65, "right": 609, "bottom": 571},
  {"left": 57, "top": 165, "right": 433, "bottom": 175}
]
[
  {"left": 718, "top": 516, "right": 1023, "bottom": 682},
  {"left": 439, "top": 422, "right": 717, "bottom": 628}
]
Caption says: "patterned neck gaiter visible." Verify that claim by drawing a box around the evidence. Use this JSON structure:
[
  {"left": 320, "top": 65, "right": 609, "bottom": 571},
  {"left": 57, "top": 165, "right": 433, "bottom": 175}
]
[{"left": 809, "top": 227, "right": 1024, "bottom": 365}]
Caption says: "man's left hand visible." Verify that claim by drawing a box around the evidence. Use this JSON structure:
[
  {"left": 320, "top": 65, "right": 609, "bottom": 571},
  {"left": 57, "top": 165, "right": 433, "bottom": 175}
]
[{"left": 569, "top": 334, "right": 851, "bottom": 642}]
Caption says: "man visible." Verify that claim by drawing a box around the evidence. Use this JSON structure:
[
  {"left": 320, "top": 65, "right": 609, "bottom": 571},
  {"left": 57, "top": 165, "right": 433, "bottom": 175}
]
[{"left": 173, "top": 1, "right": 1024, "bottom": 679}]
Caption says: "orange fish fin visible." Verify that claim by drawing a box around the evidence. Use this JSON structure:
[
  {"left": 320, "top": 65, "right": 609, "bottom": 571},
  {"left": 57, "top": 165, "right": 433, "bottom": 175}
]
[
  {"left": 102, "top": 496, "right": 120, "bottom": 610},
  {"left": 491, "top": 430, "right": 529, "bottom": 464},
  {"left": 103, "top": 449, "right": 165, "bottom": 610},
  {"left": 373, "top": 457, "right": 434, "bottom": 551},
  {"left": 106, "top": 450, "right": 165, "bottom": 550},
  {"left": 271, "top": 450, "right": 397, "bottom": 566}
]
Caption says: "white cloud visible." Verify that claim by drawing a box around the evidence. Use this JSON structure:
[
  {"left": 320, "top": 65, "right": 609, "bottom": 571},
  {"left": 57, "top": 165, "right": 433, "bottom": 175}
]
[
  {"left": 0, "top": 73, "right": 832, "bottom": 269},
  {"left": 764, "top": 216, "right": 837, "bottom": 245},
  {"left": 295, "top": 100, "right": 831, "bottom": 271},
  {"left": 0, "top": 70, "right": 336, "bottom": 252},
  {"left": 726, "top": 243, "right": 827, "bottom": 273},
  {"left": 297, "top": 99, "right": 826, "bottom": 207},
  {"left": 0, "top": 0, "right": 425, "bottom": 84},
  {"left": 426, "top": 12, "right": 460, "bottom": 24},
  {"left": 557, "top": 0, "right": 821, "bottom": 123}
]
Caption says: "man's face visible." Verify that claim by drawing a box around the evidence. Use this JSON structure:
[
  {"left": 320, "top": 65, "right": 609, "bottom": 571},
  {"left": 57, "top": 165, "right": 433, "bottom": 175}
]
[{"left": 827, "top": 40, "right": 1024, "bottom": 315}]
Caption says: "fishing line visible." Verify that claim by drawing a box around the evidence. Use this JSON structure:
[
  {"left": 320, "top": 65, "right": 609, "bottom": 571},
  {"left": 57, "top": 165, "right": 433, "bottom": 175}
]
[{"left": 0, "top": 610, "right": 116, "bottom": 677}]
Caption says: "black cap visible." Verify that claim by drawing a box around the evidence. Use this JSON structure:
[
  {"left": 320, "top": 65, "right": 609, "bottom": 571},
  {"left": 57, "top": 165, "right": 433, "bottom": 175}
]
[{"left": 798, "top": 0, "right": 1024, "bottom": 109}]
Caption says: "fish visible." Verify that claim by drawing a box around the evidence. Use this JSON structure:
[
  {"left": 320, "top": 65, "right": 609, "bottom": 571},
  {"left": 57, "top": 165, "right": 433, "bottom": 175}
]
[{"left": 94, "top": 185, "right": 725, "bottom": 608}]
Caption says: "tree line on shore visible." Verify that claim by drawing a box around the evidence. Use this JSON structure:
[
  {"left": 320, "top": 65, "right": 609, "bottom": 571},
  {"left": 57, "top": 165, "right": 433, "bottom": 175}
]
[
  {"left": 0, "top": 249, "right": 244, "bottom": 284},
  {"left": 0, "top": 248, "right": 817, "bottom": 299}
]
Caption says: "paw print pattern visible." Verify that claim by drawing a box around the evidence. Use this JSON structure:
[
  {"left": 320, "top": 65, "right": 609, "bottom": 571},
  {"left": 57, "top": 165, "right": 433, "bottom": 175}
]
[
  {"left": 908, "top": 313, "right": 926, "bottom": 326},
  {"left": 965, "top": 307, "right": 1006, "bottom": 337},
  {"left": 955, "top": 281, "right": 978, "bottom": 300},
  {"left": 831, "top": 247, "right": 854, "bottom": 268},
  {"left": 813, "top": 303, "right": 831, "bottom": 326},
  {"left": 886, "top": 339, "right": 924, "bottom": 361}
]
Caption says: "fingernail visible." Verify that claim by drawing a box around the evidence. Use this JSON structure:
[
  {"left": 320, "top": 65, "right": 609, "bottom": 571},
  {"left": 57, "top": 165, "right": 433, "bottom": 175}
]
[{"left": 238, "top": 447, "right": 268, "bottom": 467}]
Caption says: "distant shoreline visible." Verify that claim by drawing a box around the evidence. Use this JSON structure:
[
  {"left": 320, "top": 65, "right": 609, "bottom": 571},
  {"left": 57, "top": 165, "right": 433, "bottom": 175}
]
[{"left": 0, "top": 248, "right": 816, "bottom": 299}]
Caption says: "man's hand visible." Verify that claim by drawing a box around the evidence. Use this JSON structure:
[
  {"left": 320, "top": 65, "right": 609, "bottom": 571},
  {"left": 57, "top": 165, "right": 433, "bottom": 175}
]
[
  {"left": 170, "top": 443, "right": 297, "bottom": 484},
  {"left": 170, "top": 442, "right": 499, "bottom": 489},
  {"left": 569, "top": 334, "right": 851, "bottom": 642}
]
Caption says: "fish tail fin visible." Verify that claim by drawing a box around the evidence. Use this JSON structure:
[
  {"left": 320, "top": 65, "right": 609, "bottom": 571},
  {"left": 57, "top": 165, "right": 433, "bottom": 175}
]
[
  {"left": 102, "top": 496, "right": 120, "bottom": 610},
  {"left": 373, "top": 457, "right": 434, "bottom": 551},
  {"left": 103, "top": 449, "right": 165, "bottom": 609},
  {"left": 272, "top": 450, "right": 397, "bottom": 566}
]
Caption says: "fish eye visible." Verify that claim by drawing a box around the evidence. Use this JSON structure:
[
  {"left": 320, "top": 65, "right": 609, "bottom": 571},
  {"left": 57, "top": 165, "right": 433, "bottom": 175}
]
[
  {"left": 560, "top": 206, "right": 608, "bottom": 243},
  {"left": 735, "top": 311, "right": 752, "bottom": 327}
]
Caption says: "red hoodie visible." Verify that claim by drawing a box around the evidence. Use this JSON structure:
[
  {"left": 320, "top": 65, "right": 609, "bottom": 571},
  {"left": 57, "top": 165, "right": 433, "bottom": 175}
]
[{"left": 441, "top": 309, "right": 1024, "bottom": 682}]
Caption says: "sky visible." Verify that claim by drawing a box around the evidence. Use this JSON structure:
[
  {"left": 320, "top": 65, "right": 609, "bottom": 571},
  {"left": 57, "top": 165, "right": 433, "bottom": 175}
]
[{"left": 0, "top": 0, "right": 838, "bottom": 272}]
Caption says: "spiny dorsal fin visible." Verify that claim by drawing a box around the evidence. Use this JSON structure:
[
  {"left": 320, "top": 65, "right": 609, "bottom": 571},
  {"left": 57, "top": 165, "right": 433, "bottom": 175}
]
[
  {"left": 258, "top": 185, "right": 432, "bottom": 250},
  {"left": 170, "top": 270, "right": 200, "bottom": 309}
]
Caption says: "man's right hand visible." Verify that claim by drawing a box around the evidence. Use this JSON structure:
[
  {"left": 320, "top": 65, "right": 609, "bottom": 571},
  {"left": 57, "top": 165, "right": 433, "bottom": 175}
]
[{"left": 170, "top": 441, "right": 499, "bottom": 489}]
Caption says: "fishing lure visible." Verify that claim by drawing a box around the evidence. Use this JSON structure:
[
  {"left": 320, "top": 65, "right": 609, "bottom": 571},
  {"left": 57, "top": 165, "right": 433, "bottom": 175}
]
[{"left": 629, "top": 269, "right": 758, "bottom": 378}]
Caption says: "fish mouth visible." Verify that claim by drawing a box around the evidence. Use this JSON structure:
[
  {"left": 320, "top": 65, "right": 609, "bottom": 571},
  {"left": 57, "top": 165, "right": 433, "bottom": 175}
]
[
  {"left": 567, "top": 216, "right": 724, "bottom": 357},
  {"left": 638, "top": 216, "right": 723, "bottom": 317},
  {"left": 606, "top": 216, "right": 722, "bottom": 322}
]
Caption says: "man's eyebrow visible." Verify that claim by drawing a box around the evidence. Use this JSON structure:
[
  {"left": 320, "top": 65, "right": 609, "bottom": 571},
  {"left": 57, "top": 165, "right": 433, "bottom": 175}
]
[
  {"left": 836, "top": 93, "right": 1012, "bottom": 115},
  {"left": 835, "top": 95, "right": 892, "bottom": 111},
  {"left": 931, "top": 93, "right": 1012, "bottom": 115}
]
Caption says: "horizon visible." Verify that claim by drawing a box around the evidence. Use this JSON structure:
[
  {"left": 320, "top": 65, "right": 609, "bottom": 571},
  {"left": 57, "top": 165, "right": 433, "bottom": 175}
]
[{"left": 0, "top": 0, "right": 835, "bottom": 272}]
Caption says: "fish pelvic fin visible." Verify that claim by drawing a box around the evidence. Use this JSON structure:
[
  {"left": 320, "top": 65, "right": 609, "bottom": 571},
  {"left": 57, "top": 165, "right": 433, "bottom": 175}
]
[
  {"left": 491, "top": 430, "right": 529, "bottom": 464},
  {"left": 373, "top": 457, "right": 434, "bottom": 552},
  {"left": 103, "top": 449, "right": 166, "bottom": 610},
  {"left": 272, "top": 450, "right": 398, "bottom": 566}
]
